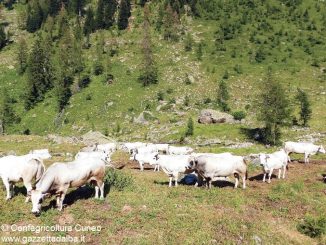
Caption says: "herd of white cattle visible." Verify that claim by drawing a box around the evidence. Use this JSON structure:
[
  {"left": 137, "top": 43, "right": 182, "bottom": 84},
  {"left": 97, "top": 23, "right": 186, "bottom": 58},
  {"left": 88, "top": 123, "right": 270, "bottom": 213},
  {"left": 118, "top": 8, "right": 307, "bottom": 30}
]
[{"left": 0, "top": 141, "right": 325, "bottom": 215}]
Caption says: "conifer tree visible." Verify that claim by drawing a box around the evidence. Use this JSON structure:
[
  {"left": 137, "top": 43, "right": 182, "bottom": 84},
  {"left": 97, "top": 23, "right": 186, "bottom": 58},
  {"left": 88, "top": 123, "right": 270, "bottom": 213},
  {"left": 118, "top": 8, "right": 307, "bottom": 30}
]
[
  {"left": 0, "top": 25, "right": 7, "bottom": 49},
  {"left": 256, "top": 69, "right": 291, "bottom": 145},
  {"left": 16, "top": 37, "right": 28, "bottom": 74},
  {"left": 185, "top": 117, "right": 194, "bottom": 137},
  {"left": 26, "top": 1, "right": 43, "bottom": 33},
  {"left": 25, "top": 35, "right": 54, "bottom": 109},
  {"left": 138, "top": 5, "right": 158, "bottom": 86},
  {"left": 217, "top": 80, "right": 230, "bottom": 112},
  {"left": 84, "top": 7, "right": 95, "bottom": 35},
  {"left": 0, "top": 89, "right": 20, "bottom": 133},
  {"left": 118, "top": 0, "right": 131, "bottom": 30},
  {"left": 296, "top": 88, "right": 312, "bottom": 127}
]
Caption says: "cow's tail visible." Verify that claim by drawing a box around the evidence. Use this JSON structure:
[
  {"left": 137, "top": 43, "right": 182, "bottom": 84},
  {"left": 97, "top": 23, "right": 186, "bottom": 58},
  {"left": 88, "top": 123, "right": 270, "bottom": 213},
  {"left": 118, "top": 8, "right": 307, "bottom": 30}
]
[{"left": 35, "top": 158, "right": 45, "bottom": 183}]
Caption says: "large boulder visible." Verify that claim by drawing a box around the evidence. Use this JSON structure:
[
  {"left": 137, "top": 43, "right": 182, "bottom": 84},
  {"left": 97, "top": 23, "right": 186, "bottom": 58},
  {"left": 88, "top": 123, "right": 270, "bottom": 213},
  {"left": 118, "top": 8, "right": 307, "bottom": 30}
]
[
  {"left": 198, "top": 109, "right": 234, "bottom": 124},
  {"left": 81, "top": 131, "right": 116, "bottom": 145},
  {"left": 134, "top": 111, "right": 156, "bottom": 125}
]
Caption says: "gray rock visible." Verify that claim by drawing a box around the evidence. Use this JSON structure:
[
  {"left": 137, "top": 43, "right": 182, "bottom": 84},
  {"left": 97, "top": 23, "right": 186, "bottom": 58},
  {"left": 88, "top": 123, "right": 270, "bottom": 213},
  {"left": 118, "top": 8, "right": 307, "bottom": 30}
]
[{"left": 198, "top": 109, "right": 234, "bottom": 124}]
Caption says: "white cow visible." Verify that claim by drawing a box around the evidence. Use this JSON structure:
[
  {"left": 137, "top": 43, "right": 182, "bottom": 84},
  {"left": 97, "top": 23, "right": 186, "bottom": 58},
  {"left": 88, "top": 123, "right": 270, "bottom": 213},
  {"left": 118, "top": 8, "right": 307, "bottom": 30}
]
[
  {"left": 189, "top": 154, "right": 247, "bottom": 189},
  {"left": 95, "top": 143, "right": 117, "bottom": 153},
  {"left": 29, "top": 149, "right": 52, "bottom": 159},
  {"left": 120, "top": 142, "right": 148, "bottom": 153},
  {"left": 151, "top": 154, "right": 193, "bottom": 187},
  {"left": 259, "top": 152, "right": 287, "bottom": 183},
  {"left": 153, "top": 144, "right": 169, "bottom": 153},
  {"left": 30, "top": 158, "right": 106, "bottom": 215},
  {"left": 75, "top": 151, "right": 112, "bottom": 164},
  {"left": 130, "top": 152, "right": 159, "bottom": 171},
  {"left": 168, "top": 146, "right": 194, "bottom": 155},
  {"left": 131, "top": 145, "right": 158, "bottom": 156},
  {"left": 284, "top": 141, "right": 325, "bottom": 163},
  {"left": 0, "top": 155, "right": 46, "bottom": 201}
]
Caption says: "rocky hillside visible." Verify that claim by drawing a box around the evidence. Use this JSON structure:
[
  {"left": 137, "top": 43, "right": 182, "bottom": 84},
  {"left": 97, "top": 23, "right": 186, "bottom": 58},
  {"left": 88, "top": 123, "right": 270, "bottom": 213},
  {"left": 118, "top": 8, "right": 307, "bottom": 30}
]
[{"left": 0, "top": 0, "right": 325, "bottom": 145}]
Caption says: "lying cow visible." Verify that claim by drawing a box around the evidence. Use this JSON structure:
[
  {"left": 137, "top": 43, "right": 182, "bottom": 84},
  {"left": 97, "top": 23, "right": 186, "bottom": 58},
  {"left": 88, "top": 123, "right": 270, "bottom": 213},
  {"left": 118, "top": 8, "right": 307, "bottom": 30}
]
[
  {"left": 0, "top": 152, "right": 49, "bottom": 201},
  {"left": 31, "top": 157, "right": 106, "bottom": 215},
  {"left": 168, "top": 146, "right": 194, "bottom": 155},
  {"left": 284, "top": 141, "right": 325, "bottom": 163},
  {"left": 189, "top": 154, "right": 247, "bottom": 189},
  {"left": 151, "top": 154, "right": 193, "bottom": 187},
  {"left": 259, "top": 151, "right": 288, "bottom": 183}
]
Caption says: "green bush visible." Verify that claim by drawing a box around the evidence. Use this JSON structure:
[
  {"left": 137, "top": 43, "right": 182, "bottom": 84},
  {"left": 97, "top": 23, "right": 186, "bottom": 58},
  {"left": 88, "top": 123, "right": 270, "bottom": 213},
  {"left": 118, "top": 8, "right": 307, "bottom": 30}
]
[
  {"left": 93, "top": 62, "right": 104, "bottom": 75},
  {"left": 232, "top": 111, "right": 246, "bottom": 121},
  {"left": 78, "top": 74, "right": 91, "bottom": 89},
  {"left": 104, "top": 169, "right": 134, "bottom": 191},
  {"left": 297, "top": 216, "right": 326, "bottom": 238}
]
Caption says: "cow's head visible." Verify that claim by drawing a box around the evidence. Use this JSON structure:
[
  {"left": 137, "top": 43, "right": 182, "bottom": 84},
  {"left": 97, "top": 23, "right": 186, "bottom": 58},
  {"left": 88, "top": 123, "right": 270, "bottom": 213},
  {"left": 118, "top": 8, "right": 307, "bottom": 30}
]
[
  {"left": 318, "top": 145, "right": 326, "bottom": 154},
  {"left": 31, "top": 190, "right": 49, "bottom": 216},
  {"left": 188, "top": 157, "right": 198, "bottom": 169},
  {"left": 258, "top": 154, "right": 268, "bottom": 166}
]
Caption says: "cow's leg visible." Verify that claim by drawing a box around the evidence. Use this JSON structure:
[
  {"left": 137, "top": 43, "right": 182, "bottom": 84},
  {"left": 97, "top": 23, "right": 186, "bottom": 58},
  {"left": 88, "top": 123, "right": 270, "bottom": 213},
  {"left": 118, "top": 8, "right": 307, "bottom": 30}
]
[
  {"left": 169, "top": 177, "right": 173, "bottom": 187},
  {"left": 175, "top": 173, "right": 178, "bottom": 187},
  {"left": 56, "top": 196, "right": 60, "bottom": 207},
  {"left": 278, "top": 169, "right": 281, "bottom": 179},
  {"left": 234, "top": 174, "right": 239, "bottom": 188},
  {"left": 95, "top": 186, "right": 99, "bottom": 199},
  {"left": 268, "top": 169, "right": 273, "bottom": 183},
  {"left": 57, "top": 193, "right": 66, "bottom": 211},
  {"left": 207, "top": 178, "right": 212, "bottom": 189},
  {"left": 282, "top": 165, "right": 286, "bottom": 179},
  {"left": 263, "top": 171, "right": 266, "bottom": 182},
  {"left": 23, "top": 179, "right": 33, "bottom": 203},
  {"left": 99, "top": 182, "right": 105, "bottom": 199},
  {"left": 242, "top": 174, "right": 246, "bottom": 189},
  {"left": 3, "top": 178, "right": 11, "bottom": 200}
]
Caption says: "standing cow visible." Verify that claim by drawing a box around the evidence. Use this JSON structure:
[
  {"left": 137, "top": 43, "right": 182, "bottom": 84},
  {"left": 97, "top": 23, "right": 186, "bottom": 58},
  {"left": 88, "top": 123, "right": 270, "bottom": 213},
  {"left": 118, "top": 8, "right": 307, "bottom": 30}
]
[
  {"left": 284, "top": 141, "right": 325, "bottom": 163},
  {"left": 189, "top": 154, "right": 247, "bottom": 189},
  {"left": 31, "top": 157, "right": 106, "bottom": 215}
]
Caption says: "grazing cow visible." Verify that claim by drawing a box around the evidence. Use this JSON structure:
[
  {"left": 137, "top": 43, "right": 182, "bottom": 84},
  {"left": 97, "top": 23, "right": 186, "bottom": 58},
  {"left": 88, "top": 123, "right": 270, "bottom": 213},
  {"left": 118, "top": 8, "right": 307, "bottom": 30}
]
[
  {"left": 153, "top": 144, "right": 169, "bottom": 154},
  {"left": 168, "top": 146, "right": 194, "bottom": 155},
  {"left": 95, "top": 143, "right": 117, "bottom": 153},
  {"left": 0, "top": 155, "right": 46, "bottom": 201},
  {"left": 130, "top": 152, "right": 159, "bottom": 171},
  {"left": 151, "top": 154, "right": 193, "bottom": 187},
  {"left": 131, "top": 145, "right": 158, "bottom": 157},
  {"left": 284, "top": 141, "right": 325, "bottom": 163},
  {"left": 75, "top": 151, "right": 112, "bottom": 164},
  {"left": 259, "top": 153, "right": 287, "bottom": 183},
  {"left": 30, "top": 158, "right": 106, "bottom": 215},
  {"left": 189, "top": 154, "right": 247, "bottom": 189},
  {"left": 29, "top": 149, "right": 52, "bottom": 160},
  {"left": 120, "top": 142, "right": 148, "bottom": 153}
]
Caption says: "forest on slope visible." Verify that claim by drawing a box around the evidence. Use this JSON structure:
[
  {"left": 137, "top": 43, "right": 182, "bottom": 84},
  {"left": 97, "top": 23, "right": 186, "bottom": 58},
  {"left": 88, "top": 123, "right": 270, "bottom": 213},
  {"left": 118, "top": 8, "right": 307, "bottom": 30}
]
[{"left": 0, "top": 0, "right": 325, "bottom": 145}]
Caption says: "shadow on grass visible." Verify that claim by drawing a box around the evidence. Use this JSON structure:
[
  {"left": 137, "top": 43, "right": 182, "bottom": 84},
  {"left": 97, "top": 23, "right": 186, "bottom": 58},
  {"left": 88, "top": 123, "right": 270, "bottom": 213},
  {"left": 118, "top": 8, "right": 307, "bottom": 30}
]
[
  {"left": 153, "top": 179, "right": 236, "bottom": 188},
  {"left": 249, "top": 173, "right": 277, "bottom": 181},
  {"left": 240, "top": 127, "right": 264, "bottom": 143},
  {"left": 41, "top": 185, "right": 108, "bottom": 212}
]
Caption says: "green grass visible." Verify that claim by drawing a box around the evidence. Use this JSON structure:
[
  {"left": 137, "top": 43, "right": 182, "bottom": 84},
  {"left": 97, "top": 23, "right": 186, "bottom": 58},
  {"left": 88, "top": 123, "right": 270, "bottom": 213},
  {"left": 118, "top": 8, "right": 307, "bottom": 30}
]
[{"left": 0, "top": 136, "right": 326, "bottom": 244}]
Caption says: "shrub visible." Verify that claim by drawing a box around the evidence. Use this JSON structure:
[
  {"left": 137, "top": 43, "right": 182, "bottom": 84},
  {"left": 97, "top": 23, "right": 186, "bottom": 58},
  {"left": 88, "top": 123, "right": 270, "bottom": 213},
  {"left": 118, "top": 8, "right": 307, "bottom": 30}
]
[
  {"left": 93, "top": 62, "right": 104, "bottom": 75},
  {"left": 222, "top": 70, "right": 229, "bottom": 79},
  {"left": 297, "top": 216, "right": 326, "bottom": 238},
  {"left": 157, "top": 91, "right": 164, "bottom": 101},
  {"left": 104, "top": 169, "right": 134, "bottom": 191},
  {"left": 232, "top": 111, "right": 246, "bottom": 121},
  {"left": 78, "top": 74, "right": 91, "bottom": 89},
  {"left": 166, "top": 88, "right": 173, "bottom": 94},
  {"left": 203, "top": 97, "right": 212, "bottom": 104},
  {"left": 185, "top": 117, "right": 194, "bottom": 137}
]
